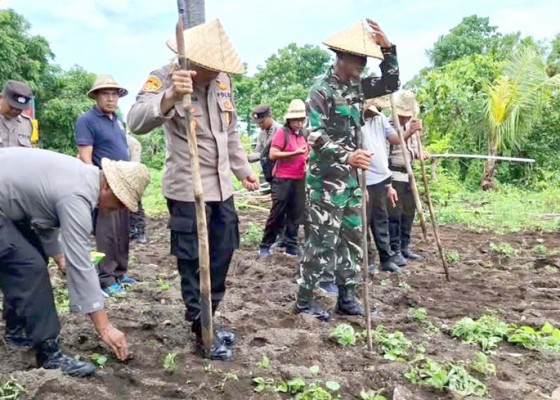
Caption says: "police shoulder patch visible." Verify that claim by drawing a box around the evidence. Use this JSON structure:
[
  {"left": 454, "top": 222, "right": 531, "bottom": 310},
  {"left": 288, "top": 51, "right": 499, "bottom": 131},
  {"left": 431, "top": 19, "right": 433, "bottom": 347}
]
[{"left": 143, "top": 75, "right": 163, "bottom": 92}]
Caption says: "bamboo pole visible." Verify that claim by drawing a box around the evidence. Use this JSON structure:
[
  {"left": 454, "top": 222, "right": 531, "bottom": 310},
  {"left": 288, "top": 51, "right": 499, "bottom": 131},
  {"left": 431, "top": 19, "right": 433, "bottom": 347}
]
[
  {"left": 175, "top": 4, "right": 213, "bottom": 355},
  {"left": 359, "top": 168, "right": 373, "bottom": 351},
  {"left": 430, "top": 153, "right": 535, "bottom": 163},
  {"left": 389, "top": 95, "right": 428, "bottom": 240},
  {"left": 415, "top": 133, "right": 451, "bottom": 282}
]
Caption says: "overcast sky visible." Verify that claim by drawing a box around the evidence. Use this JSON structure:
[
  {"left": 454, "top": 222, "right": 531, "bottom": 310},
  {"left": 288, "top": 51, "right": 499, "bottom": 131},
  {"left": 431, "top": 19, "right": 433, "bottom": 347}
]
[{"left": 1, "top": 0, "right": 559, "bottom": 116}]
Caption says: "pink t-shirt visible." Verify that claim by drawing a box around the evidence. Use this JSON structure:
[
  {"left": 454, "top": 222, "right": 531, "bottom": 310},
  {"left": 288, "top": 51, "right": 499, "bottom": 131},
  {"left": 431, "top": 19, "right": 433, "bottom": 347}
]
[{"left": 271, "top": 127, "right": 308, "bottom": 180}]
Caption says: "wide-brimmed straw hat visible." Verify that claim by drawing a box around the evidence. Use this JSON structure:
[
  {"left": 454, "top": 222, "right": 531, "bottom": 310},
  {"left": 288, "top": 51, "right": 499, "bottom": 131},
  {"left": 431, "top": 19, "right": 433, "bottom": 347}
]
[
  {"left": 395, "top": 90, "right": 420, "bottom": 117},
  {"left": 101, "top": 158, "right": 151, "bottom": 212},
  {"left": 323, "top": 20, "right": 384, "bottom": 60},
  {"left": 166, "top": 19, "right": 244, "bottom": 75},
  {"left": 284, "top": 99, "right": 307, "bottom": 121},
  {"left": 88, "top": 75, "right": 128, "bottom": 99}
]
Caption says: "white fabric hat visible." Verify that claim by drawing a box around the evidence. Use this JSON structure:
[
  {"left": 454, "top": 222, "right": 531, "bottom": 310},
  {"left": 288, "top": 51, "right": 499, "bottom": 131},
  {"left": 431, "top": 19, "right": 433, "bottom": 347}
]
[
  {"left": 284, "top": 99, "right": 307, "bottom": 121},
  {"left": 88, "top": 74, "right": 128, "bottom": 99},
  {"left": 101, "top": 159, "right": 151, "bottom": 212},
  {"left": 323, "top": 20, "right": 384, "bottom": 60},
  {"left": 166, "top": 19, "right": 244, "bottom": 75},
  {"left": 395, "top": 90, "right": 420, "bottom": 117}
]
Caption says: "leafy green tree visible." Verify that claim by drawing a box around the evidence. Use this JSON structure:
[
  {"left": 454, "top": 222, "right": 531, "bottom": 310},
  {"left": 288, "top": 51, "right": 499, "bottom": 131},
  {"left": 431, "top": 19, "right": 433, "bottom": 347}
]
[
  {"left": 0, "top": 9, "right": 53, "bottom": 96},
  {"left": 546, "top": 33, "right": 560, "bottom": 77},
  {"left": 427, "top": 15, "right": 519, "bottom": 68},
  {"left": 479, "top": 46, "right": 560, "bottom": 189},
  {"left": 233, "top": 43, "right": 331, "bottom": 132},
  {"left": 38, "top": 67, "right": 96, "bottom": 154}
]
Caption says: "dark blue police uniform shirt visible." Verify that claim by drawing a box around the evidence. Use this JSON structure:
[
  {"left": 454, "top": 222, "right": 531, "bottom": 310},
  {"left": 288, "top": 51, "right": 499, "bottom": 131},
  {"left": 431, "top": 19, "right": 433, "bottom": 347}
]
[{"left": 74, "top": 106, "right": 130, "bottom": 168}]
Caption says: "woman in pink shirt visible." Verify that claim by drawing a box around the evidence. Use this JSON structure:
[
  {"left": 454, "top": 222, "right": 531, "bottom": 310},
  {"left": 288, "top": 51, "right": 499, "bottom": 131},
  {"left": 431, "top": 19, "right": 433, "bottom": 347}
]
[{"left": 259, "top": 99, "right": 308, "bottom": 258}]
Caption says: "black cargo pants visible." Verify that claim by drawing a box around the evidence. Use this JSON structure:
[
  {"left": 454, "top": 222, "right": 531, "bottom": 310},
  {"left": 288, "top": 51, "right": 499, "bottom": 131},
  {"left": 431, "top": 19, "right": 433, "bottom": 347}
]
[
  {"left": 167, "top": 196, "right": 239, "bottom": 325},
  {"left": 0, "top": 217, "right": 60, "bottom": 345}
]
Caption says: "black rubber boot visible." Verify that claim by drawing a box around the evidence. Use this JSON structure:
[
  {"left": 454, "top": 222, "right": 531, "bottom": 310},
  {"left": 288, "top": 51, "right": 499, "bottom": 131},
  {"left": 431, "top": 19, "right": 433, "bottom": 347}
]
[
  {"left": 294, "top": 286, "right": 330, "bottom": 321},
  {"left": 391, "top": 251, "right": 408, "bottom": 266},
  {"left": 336, "top": 285, "right": 378, "bottom": 318},
  {"left": 402, "top": 247, "right": 423, "bottom": 261},
  {"left": 36, "top": 338, "right": 96, "bottom": 377},
  {"left": 192, "top": 320, "right": 233, "bottom": 361},
  {"left": 4, "top": 324, "right": 33, "bottom": 349},
  {"left": 135, "top": 231, "right": 147, "bottom": 244},
  {"left": 380, "top": 260, "right": 409, "bottom": 274},
  {"left": 215, "top": 330, "right": 235, "bottom": 347}
]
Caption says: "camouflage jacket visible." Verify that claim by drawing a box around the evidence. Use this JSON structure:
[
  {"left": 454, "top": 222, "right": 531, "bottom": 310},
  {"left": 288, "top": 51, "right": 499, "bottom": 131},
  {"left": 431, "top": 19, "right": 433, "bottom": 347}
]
[{"left": 306, "top": 45, "right": 399, "bottom": 193}]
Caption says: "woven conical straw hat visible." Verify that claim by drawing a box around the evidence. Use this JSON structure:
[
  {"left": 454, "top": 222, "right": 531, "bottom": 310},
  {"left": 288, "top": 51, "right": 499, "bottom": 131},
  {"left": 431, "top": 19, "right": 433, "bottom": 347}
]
[
  {"left": 166, "top": 19, "right": 244, "bottom": 75},
  {"left": 323, "top": 20, "right": 383, "bottom": 60},
  {"left": 101, "top": 158, "right": 151, "bottom": 213},
  {"left": 395, "top": 90, "right": 420, "bottom": 117}
]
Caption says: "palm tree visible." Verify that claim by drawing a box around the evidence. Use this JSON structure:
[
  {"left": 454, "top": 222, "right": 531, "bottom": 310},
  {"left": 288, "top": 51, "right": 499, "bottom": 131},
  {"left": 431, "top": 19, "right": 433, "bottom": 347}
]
[
  {"left": 480, "top": 46, "right": 560, "bottom": 190},
  {"left": 185, "top": 0, "right": 205, "bottom": 28}
]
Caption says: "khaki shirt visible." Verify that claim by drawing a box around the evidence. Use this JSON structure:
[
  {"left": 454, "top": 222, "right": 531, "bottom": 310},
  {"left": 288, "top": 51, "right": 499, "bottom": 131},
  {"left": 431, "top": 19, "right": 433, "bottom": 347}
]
[
  {"left": 126, "top": 134, "right": 142, "bottom": 163},
  {"left": 247, "top": 120, "right": 283, "bottom": 162},
  {"left": 0, "top": 113, "right": 33, "bottom": 148},
  {"left": 388, "top": 122, "right": 421, "bottom": 182},
  {"left": 127, "top": 65, "right": 253, "bottom": 202}
]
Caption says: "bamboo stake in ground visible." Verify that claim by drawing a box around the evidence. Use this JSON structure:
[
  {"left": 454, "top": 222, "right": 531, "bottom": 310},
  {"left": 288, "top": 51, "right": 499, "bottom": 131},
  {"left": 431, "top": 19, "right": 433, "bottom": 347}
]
[
  {"left": 359, "top": 168, "right": 373, "bottom": 351},
  {"left": 389, "top": 94, "right": 428, "bottom": 240},
  {"left": 415, "top": 131, "right": 451, "bottom": 282},
  {"left": 175, "top": 4, "right": 213, "bottom": 355}
]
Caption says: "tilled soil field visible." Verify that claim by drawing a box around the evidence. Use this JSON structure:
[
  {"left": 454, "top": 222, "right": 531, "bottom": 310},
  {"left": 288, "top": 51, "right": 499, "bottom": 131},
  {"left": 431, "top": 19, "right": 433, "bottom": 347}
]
[{"left": 1, "top": 211, "right": 560, "bottom": 399}]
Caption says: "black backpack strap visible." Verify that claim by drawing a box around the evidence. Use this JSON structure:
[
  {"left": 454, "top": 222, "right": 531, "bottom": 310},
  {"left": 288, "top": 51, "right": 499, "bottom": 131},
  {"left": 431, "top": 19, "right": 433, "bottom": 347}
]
[{"left": 281, "top": 127, "right": 291, "bottom": 151}]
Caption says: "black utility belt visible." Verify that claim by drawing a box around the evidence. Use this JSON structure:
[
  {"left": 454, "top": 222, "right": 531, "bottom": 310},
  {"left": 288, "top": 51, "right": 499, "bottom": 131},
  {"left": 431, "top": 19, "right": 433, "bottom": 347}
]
[{"left": 389, "top": 166, "right": 408, "bottom": 173}]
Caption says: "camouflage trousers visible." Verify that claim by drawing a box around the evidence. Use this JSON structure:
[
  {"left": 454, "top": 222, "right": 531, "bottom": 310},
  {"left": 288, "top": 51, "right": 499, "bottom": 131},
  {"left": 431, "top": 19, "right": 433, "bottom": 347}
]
[{"left": 298, "top": 175, "right": 363, "bottom": 289}]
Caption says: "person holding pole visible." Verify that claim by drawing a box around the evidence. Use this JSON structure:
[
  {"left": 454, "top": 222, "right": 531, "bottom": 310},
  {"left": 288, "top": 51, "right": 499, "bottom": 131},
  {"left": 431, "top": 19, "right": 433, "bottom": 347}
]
[
  {"left": 294, "top": 19, "right": 400, "bottom": 321},
  {"left": 127, "top": 19, "right": 259, "bottom": 361},
  {"left": 387, "top": 91, "right": 429, "bottom": 265},
  {"left": 362, "top": 96, "right": 417, "bottom": 274}
]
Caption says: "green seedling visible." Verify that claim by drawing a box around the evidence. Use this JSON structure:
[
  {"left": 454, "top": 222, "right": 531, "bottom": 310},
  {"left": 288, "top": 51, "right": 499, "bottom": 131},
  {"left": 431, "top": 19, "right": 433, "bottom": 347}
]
[
  {"left": 469, "top": 352, "right": 496, "bottom": 376},
  {"left": 378, "top": 279, "right": 390, "bottom": 286},
  {"left": 163, "top": 352, "right": 177, "bottom": 374},
  {"left": 489, "top": 242, "right": 517, "bottom": 258},
  {"left": 252, "top": 377, "right": 276, "bottom": 393},
  {"left": 309, "top": 365, "right": 321, "bottom": 375},
  {"left": 218, "top": 372, "right": 238, "bottom": 392},
  {"left": 532, "top": 244, "right": 547, "bottom": 258},
  {"left": 276, "top": 377, "right": 306, "bottom": 394},
  {"left": 446, "top": 250, "right": 460, "bottom": 263},
  {"left": 408, "top": 307, "right": 440, "bottom": 334},
  {"left": 360, "top": 389, "right": 387, "bottom": 400},
  {"left": 294, "top": 382, "right": 341, "bottom": 400},
  {"left": 54, "top": 287, "right": 70, "bottom": 314},
  {"left": 257, "top": 355, "right": 270, "bottom": 369},
  {"left": 405, "top": 357, "right": 486, "bottom": 397},
  {"left": 330, "top": 324, "right": 358, "bottom": 346},
  {"left": 90, "top": 353, "right": 108, "bottom": 368},
  {"left": 372, "top": 325, "right": 412, "bottom": 361},
  {"left": 451, "top": 314, "right": 509, "bottom": 352},
  {"left": 508, "top": 321, "right": 560, "bottom": 352},
  {"left": 241, "top": 222, "right": 263, "bottom": 247},
  {"left": 0, "top": 378, "right": 25, "bottom": 399},
  {"left": 157, "top": 278, "right": 170, "bottom": 292}
]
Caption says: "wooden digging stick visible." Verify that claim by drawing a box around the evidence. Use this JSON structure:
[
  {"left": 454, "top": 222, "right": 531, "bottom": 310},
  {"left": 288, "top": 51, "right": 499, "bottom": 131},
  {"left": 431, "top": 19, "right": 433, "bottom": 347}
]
[
  {"left": 415, "top": 126, "right": 451, "bottom": 282},
  {"left": 389, "top": 94, "right": 428, "bottom": 240},
  {"left": 359, "top": 168, "right": 374, "bottom": 351},
  {"left": 176, "top": 3, "right": 213, "bottom": 355}
]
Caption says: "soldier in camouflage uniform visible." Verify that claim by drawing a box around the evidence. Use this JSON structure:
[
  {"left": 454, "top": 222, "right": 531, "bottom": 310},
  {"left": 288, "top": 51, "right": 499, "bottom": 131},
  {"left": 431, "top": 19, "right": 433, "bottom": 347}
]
[{"left": 295, "top": 19, "right": 400, "bottom": 321}]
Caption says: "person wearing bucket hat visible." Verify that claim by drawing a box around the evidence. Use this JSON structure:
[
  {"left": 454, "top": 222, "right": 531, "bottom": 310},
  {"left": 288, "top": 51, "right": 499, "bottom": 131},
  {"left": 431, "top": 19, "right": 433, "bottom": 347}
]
[
  {"left": 128, "top": 19, "right": 259, "bottom": 361},
  {"left": 361, "top": 97, "right": 419, "bottom": 276},
  {"left": 0, "top": 147, "right": 150, "bottom": 377},
  {"left": 247, "top": 104, "right": 283, "bottom": 163},
  {"left": 259, "top": 99, "right": 309, "bottom": 258},
  {"left": 388, "top": 90, "right": 429, "bottom": 264},
  {"left": 0, "top": 80, "right": 34, "bottom": 148},
  {"left": 294, "top": 19, "right": 400, "bottom": 322},
  {"left": 75, "top": 74, "right": 134, "bottom": 297}
]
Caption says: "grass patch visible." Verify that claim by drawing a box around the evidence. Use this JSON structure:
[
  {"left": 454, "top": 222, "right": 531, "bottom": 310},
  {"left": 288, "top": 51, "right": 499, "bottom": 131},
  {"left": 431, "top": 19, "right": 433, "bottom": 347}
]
[{"left": 433, "top": 183, "right": 560, "bottom": 233}]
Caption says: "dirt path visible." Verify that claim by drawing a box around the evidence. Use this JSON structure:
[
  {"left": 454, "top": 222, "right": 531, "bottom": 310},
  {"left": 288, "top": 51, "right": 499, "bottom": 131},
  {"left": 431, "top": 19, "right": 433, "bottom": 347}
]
[{"left": 1, "top": 212, "right": 559, "bottom": 399}]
